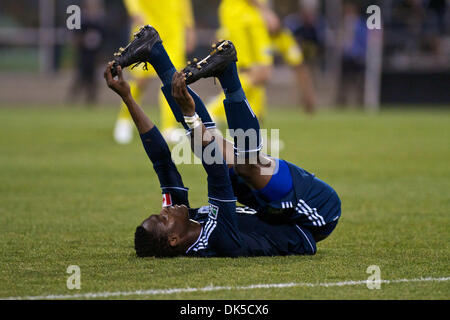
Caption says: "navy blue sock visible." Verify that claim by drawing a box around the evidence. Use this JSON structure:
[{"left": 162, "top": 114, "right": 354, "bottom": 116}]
[
  {"left": 150, "top": 43, "right": 216, "bottom": 130},
  {"left": 148, "top": 42, "right": 176, "bottom": 86},
  {"left": 217, "top": 62, "right": 246, "bottom": 102},
  {"left": 224, "top": 99, "right": 261, "bottom": 158},
  {"left": 161, "top": 85, "right": 216, "bottom": 131}
]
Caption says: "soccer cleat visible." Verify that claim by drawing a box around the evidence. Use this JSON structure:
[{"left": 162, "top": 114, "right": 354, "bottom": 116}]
[
  {"left": 111, "top": 25, "right": 162, "bottom": 77},
  {"left": 182, "top": 40, "right": 237, "bottom": 85}
]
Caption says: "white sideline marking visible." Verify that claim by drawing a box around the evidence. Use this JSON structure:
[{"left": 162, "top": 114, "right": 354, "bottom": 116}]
[{"left": 2, "top": 276, "right": 449, "bottom": 300}]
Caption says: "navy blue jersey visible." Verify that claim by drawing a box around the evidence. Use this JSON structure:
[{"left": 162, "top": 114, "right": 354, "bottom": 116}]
[
  {"left": 154, "top": 138, "right": 316, "bottom": 258},
  {"left": 143, "top": 130, "right": 320, "bottom": 257},
  {"left": 186, "top": 205, "right": 316, "bottom": 257},
  {"left": 188, "top": 140, "right": 317, "bottom": 257}
]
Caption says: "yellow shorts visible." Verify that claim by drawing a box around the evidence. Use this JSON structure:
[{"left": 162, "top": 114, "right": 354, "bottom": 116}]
[{"left": 218, "top": 0, "right": 273, "bottom": 69}]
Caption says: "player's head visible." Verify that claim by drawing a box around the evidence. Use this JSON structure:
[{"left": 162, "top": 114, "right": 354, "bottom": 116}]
[{"left": 134, "top": 204, "right": 193, "bottom": 257}]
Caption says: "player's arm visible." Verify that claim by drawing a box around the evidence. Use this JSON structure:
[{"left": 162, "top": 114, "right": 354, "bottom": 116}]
[
  {"left": 172, "top": 72, "right": 235, "bottom": 201},
  {"left": 105, "top": 64, "right": 189, "bottom": 205},
  {"left": 172, "top": 72, "right": 244, "bottom": 255},
  {"left": 170, "top": 72, "right": 272, "bottom": 193},
  {"left": 167, "top": 70, "right": 235, "bottom": 166},
  {"left": 104, "top": 62, "right": 153, "bottom": 133},
  {"left": 171, "top": 72, "right": 211, "bottom": 147}
]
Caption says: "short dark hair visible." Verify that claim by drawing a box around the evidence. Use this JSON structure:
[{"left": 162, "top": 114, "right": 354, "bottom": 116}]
[{"left": 134, "top": 226, "right": 178, "bottom": 258}]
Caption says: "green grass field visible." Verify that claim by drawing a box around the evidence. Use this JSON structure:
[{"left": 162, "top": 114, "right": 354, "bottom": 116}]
[{"left": 0, "top": 106, "right": 449, "bottom": 300}]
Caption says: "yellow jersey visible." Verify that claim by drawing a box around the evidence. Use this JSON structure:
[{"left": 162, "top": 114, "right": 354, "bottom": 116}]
[
  {"left": 218, "top": 0, "right": 273, "bottom": 68},
  {"left": 123, "top": 0, "right": 194, "bottom": 73}
]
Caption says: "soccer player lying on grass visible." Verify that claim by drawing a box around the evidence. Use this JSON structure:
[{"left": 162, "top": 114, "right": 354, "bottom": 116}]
[{"left": 105, "top": 25, "right": 341, "bottom": 258}]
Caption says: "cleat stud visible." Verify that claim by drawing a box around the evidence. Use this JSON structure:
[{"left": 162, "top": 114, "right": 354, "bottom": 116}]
[
  {"left": 187, "top": 61, "right": 191, "bottom": 65},
  {"left": 188, "top": 72, "right": 193, "bottom": 76},
  {"left": 193, "top": 58, "right": 198, "bottom": 63},
  {"left": 197, "top": 65, "right": 201, "bottom": 69},
  {"left": 218, "top": 46, "right": 223, "bottom": 51},
  {"left": 211, "top": 43, "right": 216, "bottom": 49}
]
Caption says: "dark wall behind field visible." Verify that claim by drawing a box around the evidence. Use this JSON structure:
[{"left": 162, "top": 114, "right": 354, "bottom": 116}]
[{"left": 381, "top": 72, "right": 450, "bottom": 105}]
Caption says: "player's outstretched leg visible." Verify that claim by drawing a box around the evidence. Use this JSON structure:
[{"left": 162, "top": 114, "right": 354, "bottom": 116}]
[
  {"left": 184, "top": 40, "right": 261, "bottom": 159},
  {"left": 111, "top": 25, "right": 214, "bottom": 132},
  {"left": 218, "top": 61, "right": 263, "bottom": 159}
]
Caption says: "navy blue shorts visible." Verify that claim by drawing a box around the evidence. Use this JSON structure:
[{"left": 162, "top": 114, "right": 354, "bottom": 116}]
[{"left": 291, "top": 177, "right": 341, "bottom": 242}]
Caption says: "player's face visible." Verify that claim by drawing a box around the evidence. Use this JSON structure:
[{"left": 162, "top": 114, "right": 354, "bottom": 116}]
[
  {"left": 142, "top": 205, "right": 190, "bottom": 237},
  {"left": 159, "top": 204, "right": 190, "bottom": 231}
]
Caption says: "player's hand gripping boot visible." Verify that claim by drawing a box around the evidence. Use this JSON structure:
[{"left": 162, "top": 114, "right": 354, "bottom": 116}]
[
  {"left": 111, "top": 25, "right": 161, "bottom": 77},
  {"left": 182, "top": 40, "right": 237, "bottom": 85}
]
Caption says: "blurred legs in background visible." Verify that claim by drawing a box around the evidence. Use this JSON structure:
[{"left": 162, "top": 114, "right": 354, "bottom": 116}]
[
  {"left": 68, "top": 0, "right": 105, "bottom": 105},
  {"left": 208, "top": 0, "right": 273, "bottom": 126},
  {"left": 114, "top": 0, "right": 195, "bottom": 144},
  {"left": 337, "top": 58, "right": 365, "bottom": 108},
  {"left": 271, "top": 28, "right": 316, "bottom": 114},
  {"left": 208, "top": 0, "right": 316, "bottom": 126}
]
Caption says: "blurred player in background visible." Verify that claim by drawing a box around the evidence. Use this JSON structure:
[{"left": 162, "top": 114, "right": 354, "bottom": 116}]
[
  {"left": 114, "top": 0, "right": 196, "bottom": 144},
  {"left": 69, "top": 0, "right": 105, "bottom": 105},
  {"left": 285, "top": 0, "right": 325, "bottom": 109},
  {"left": 207, "top": 0, "right": 316, "bottom": 126},
  {"left": 274, "top": 0, "right": 318, "bottom": 113},
  {"left": 338, "top": 0, "right": 367, "bottom": 107}
]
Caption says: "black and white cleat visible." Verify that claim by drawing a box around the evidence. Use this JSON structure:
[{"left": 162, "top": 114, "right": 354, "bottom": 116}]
[
  {"left": 182, "top": 40, "right": 237, "bottom": 85},
  {"left": 110, "top": 25, "right": 162, "bottom": 77}
]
